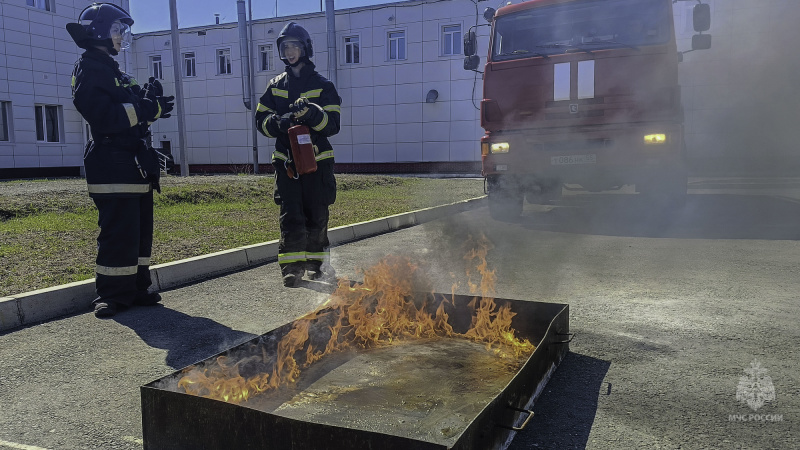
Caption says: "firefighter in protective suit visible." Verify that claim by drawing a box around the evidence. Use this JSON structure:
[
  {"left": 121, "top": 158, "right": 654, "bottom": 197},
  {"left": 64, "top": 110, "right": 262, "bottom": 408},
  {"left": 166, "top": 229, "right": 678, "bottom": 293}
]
[
  {"left": 67, "top": 3, "right": 175, "bottom": 317},
  {"left": 255, "top": 22, "right": 341, "bottom": 287}
]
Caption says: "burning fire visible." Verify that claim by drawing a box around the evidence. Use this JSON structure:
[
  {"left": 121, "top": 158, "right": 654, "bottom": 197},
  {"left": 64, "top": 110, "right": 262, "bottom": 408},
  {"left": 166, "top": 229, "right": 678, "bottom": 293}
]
[{"left": 178, "top": 235, "right": 535, "bottom": 404}]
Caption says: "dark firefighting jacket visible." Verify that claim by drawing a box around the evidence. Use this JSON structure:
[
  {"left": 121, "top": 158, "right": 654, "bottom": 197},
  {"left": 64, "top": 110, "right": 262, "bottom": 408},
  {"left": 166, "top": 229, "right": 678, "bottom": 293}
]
[
  {"left": 72, "top": 48, "right": 157, "bottom": 197},
  {"left": 254, "top": 62, "right": 341, "bottom": 166}
]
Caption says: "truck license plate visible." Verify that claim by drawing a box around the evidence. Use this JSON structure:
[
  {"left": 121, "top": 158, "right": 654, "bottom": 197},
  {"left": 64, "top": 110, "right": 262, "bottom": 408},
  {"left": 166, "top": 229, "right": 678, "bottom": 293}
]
[{"left": 551, "top": 154, "right": 597, "bottom": 165}]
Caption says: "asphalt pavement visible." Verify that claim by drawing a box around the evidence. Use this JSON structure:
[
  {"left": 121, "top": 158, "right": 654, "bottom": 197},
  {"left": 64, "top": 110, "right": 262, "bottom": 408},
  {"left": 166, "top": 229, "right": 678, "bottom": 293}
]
[{"left": 0, "top": 178, "right": 798, "bottom": 449}]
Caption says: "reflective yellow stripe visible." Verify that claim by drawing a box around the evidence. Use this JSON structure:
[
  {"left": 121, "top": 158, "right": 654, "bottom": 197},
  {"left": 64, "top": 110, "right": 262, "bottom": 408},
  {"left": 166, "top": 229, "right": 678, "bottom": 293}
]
[
  {"left": 96, "top": 264, "right": 138, "bottom": 276},
  {"left": 154, "top": 100, "right": 162, "bottom": 119},
  {"left": 138, "top": 257, "right": 151, "bottom": 266},
  {"left": 115, "top": 79, "right": 120, "bottom": 87},
  {"left": 322, "top": 105, "right": 341, "bottom": 113},
  {"left": 312, "top": 110, "right": 328, "bottom": 132},
  {"left": 87, "top": 183, "right": 152, "bottom": 194},
  {"left": 262, "top": 119, "right": 274, "bottom": 138},
  {"left": 300, "top": 89, "right": 323, "bottom": 99},
  {"left": 306, "top": 252, "right": 328, "bottom": 261},
  {"left": 278, "top": 252, "right": 307, "bottom": 264},
  {"left": 122, "top": 103, "right": 138, "bottom": 127},
  {"left": 272, "top": 151, "right": 288, "bottom": 162},
  {"left": 315, "top": 150, "right": 334, "bottom": 161},
  {"left": 257, "top": 103, "right": 274, "bottom": 113},
  {"left": 271, "top": 88, "right": 288, "bottom": 98},
  {"left": 71, "top": 76, "right": 76, "bottom": 88}
]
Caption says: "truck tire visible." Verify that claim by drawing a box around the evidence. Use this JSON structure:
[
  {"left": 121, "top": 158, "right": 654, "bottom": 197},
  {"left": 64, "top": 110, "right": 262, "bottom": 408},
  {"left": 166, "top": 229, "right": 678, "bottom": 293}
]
[{"left": 487, "top": 175, "right": 523, "bottom": 220}]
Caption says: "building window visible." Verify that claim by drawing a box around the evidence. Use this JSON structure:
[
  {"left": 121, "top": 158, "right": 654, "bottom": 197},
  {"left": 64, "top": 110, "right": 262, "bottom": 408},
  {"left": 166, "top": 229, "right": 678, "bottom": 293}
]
[
  {"left": 217, "top": 48, "right": 232, "bottom": 75},
  {"left": 150, "top": 55, "right": 163, "bottom": 79},
  {"left": 344, "top": 35, "right": 360, "bottom": 64},
  {"left": 258, "top": 45, "right": 273, "bottom": 71},
  {"left": 183, "top": 52, "right": 196, "bottom": 77},
  {"left": 26, "top": 0, "right": 51, "bottom": 11},
  {"left": 34, "top": 104, "right": 61, "bottom": 143},
  {"left": 442, "top": 24, "right": 462, "bottom": 56},
  {"left": 388, "top": 30, "right": 406, "bottom": 61},
  {"left": 0, "top": 101, "right": 10, "bottom": 142}
]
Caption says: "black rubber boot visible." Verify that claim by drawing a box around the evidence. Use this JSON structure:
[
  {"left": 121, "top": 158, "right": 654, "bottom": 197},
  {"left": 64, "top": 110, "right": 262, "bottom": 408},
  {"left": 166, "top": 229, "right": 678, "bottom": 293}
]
[
  {"left": 134, "top": 291, "right": 162, "bottom": 306},
  {"left": 93, "top": 301, "right": 119, "bottom": 318},
  {"left": 283, "top": 272, "right": 301, "bottom": 288}
]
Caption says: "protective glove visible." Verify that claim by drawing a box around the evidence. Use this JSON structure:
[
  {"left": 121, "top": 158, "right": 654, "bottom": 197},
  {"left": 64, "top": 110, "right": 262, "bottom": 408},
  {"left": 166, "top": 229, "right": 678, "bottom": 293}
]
[
  {"left": 289, "top": 97, "right": 311, "bottom": 121},
  {"left": 275, "top": 114, "right": 293, "bottom": 133},
  {"left": 142, "top": 77, "right": 164, "bottom": 99},
  {"left": 158, "top": 96, "right": 175, "bottom": 118},
  {"left": 139, "top": 95, "right": 175, "bottom": 122}
]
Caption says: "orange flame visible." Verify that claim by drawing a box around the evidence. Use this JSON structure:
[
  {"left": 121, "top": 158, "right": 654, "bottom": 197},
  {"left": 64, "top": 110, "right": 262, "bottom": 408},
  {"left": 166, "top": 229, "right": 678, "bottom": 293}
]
[{"left": 178, "top": 234, "right": 535, "bottom": 404}]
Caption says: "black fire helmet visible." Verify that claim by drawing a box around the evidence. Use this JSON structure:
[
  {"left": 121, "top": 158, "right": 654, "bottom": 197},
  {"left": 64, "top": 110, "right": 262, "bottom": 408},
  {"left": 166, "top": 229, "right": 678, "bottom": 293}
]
[
  {"left": 277, "top": 21, "right": 313, "bottom": 66},
  {"left": 66, "top": 2, "right": 133, "bottom": 55}
]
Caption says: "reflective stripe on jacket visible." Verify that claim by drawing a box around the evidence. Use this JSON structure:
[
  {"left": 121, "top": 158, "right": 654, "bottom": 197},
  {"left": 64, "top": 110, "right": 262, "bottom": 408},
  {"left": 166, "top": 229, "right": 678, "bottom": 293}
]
[{"left": 254, "top": 62, "right": 341, "bottom": 164}]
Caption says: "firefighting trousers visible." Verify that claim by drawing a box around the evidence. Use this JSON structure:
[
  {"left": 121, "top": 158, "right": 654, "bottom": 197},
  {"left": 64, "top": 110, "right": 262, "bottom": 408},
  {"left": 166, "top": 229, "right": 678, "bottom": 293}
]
[
  {"left": 92, "top": 191, "right": 154, "bottom": 305},
  {"left": 275, "top": 163, "right": 335, "bottom": 276}
]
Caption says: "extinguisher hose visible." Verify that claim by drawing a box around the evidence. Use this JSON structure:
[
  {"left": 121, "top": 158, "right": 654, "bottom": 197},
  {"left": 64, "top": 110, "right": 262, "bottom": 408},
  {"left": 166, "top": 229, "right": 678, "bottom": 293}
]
[{"left": 285, "top": 159, "right": 299, "bottom": 180}]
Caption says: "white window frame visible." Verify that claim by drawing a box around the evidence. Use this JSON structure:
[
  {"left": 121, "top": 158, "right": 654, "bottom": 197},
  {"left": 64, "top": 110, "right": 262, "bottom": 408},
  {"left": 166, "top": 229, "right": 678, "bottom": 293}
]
[
  {"left": 441, "top": 24, "right": 462, "bottom": 56},
  {"left": 26, "top": 0, "right": 52, "bottom": 12},
  {"left": 183, "top": 52, "right": 196, "bottom": 77},
  {"left": 0, "top": 101, "right": 12, "bottom": 142},
  {"left": 150, "top": 55, "right": 163, "bottom": 80},
  {"left": 387, "top": 30, "right": 407, "bottom": 61},
  {"left": 34, "top": 104, "right": 61, "bottom": 143},
  {"left": 344, "top": 35, "right": 360, "bottom": 65},
  {"left": 217, "top": 48, "right": 232, "bottom": 75},
  {"left": 258, "top": 44, "right": 273, "bottom": 72}
]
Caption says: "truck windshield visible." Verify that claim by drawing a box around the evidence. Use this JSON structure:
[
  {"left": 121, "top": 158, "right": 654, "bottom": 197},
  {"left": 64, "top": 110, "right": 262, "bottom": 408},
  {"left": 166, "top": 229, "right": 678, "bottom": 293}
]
[{"left": 492, "top": 0, "right": 672, "bottom": 61}]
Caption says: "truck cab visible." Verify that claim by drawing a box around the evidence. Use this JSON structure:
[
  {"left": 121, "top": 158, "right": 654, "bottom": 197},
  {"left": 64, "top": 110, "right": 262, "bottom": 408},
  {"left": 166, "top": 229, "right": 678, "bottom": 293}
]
[{"left": 465, "top": 0, "right": 711, "bottom": 219}]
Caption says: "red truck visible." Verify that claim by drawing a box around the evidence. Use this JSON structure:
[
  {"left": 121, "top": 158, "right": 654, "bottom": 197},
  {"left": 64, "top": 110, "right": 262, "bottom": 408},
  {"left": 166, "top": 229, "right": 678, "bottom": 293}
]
[{"left": 464, "top": 0, "right": 711, "bottom": 219}]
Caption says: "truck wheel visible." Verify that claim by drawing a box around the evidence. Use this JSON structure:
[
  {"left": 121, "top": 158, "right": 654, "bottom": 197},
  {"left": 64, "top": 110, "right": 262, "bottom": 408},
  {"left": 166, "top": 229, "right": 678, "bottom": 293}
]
[{"left": 487, "top": 176, "right": 523, "bottom": 220}]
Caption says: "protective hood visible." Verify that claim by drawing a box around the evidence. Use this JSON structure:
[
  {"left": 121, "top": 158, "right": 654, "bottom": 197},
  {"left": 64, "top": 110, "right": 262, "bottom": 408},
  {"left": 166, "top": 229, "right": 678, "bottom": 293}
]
[{"left": 277, "top": 21, "right": 313, "bottom": 66}]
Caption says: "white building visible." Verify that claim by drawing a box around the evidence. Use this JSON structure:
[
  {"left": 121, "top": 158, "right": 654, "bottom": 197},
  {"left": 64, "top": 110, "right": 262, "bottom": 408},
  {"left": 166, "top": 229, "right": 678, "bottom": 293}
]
[
  {"left": 135, "top": 0, "right": 483, "bottom": 174},
  {"left": 1, "top": 0, "right": 799, "bottom": 177},
  {"left": 0, "top": 0, "right": 133, "bottom": 177}
]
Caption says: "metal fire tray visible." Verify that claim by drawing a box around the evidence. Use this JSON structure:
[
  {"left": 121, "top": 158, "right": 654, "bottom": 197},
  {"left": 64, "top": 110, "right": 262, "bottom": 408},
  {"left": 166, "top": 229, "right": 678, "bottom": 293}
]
[{"left": 141, "top": 294, "right": 569, "bottom": 450}]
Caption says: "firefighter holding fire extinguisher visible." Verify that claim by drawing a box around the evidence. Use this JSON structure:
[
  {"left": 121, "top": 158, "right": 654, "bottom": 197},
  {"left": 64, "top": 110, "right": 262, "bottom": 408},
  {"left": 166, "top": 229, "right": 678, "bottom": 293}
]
[{"left": 255, "top": 21, "right": 341, "bottom": 287}]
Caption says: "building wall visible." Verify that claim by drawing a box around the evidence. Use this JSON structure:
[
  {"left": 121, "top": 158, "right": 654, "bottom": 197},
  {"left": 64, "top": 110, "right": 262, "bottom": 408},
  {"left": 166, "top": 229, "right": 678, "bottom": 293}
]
[
  {"left": 137, "top": 0, "right": 485, "bottom": 170},
  {"left": 0, "top": 0, "right": 129, "bottom": 172}
]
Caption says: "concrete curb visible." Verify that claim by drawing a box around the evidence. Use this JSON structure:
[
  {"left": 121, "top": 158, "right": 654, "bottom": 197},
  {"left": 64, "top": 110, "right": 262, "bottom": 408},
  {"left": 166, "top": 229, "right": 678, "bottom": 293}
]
[{"left": 0, "top": 196, "right": 486, "bottom": 332}]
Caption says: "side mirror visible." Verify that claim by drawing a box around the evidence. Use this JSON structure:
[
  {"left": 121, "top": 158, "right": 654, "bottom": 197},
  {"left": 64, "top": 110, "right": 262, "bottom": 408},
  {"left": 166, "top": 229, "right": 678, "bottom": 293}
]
[
  {"left": 464, "top": 55, "right": 480, "bottom": 71},
  {"left": 692, "top": 33, "right": 712, "bottom": 51},
  {"left": 693, "top": 3, "right": 711, "bottom": 32},
  {"left": 463, "top": 30, "right": 477, "bottom": 57},
  {"left": 483, "top": 7, "right": 496, "bottom": 23}
]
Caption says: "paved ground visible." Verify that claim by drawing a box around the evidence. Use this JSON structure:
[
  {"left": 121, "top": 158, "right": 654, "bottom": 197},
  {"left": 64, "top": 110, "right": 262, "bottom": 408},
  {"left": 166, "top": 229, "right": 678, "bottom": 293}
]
[{"left": 0, "top": 178, "right": 798, "bottom": 449}]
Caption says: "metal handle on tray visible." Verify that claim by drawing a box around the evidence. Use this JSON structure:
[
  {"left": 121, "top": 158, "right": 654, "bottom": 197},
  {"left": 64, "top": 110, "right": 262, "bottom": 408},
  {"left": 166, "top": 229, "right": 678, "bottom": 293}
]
[
  {"left": 497, "top": 406, "right": 534, "bottom": 431},
  {"left": 551, "top": 332, "right": 574, "bottom": 344}
]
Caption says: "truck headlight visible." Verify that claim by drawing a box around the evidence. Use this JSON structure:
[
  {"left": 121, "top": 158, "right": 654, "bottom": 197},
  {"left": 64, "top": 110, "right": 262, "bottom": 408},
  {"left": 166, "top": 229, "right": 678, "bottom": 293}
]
[
  {"left": 491, "top": 142, "right": 510, "bottom": 153},
  {"left": 643, "top": 134, "right": 666, "bottom": 145}
]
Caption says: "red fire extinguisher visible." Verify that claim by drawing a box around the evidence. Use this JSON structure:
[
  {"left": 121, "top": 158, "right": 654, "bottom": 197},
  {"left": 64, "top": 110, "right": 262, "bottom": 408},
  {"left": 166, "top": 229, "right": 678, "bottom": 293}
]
[{"left": 287, "top": 125, "right": 317, "bottom": 179}]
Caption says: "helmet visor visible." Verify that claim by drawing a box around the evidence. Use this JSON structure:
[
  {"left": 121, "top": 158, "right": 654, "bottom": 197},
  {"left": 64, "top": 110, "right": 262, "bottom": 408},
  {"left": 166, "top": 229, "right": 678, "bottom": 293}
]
[
  {"left": 279, "top": 39, "right": 306, "bottom": 59},
  {"left": 110, "top": 21, "right": 132, "bottom": 50}
]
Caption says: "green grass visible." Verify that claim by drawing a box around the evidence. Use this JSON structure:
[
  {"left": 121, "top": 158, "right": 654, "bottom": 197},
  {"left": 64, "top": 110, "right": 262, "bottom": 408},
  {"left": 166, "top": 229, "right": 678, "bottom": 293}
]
[{"left": 0, "top": 175, "right": 483, "bottom": 296}]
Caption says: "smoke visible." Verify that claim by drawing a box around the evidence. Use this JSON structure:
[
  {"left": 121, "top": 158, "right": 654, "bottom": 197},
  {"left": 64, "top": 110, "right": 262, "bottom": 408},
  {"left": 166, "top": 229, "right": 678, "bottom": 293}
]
[{"left": 680, "top": 1, "right": 800, "bottom": 175}]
